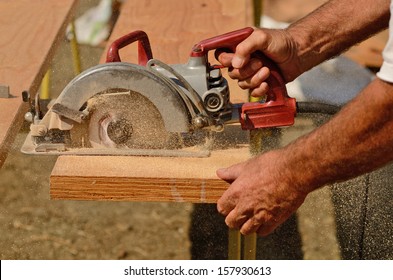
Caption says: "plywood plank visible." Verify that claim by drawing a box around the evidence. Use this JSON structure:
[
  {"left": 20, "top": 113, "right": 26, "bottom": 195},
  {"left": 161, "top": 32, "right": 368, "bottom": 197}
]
[
  {"left": 50, "top": 147, "right": 251, "bottom": 203},
  {"left": 0, "top": 0, "right": 78, "bottom": 168}
]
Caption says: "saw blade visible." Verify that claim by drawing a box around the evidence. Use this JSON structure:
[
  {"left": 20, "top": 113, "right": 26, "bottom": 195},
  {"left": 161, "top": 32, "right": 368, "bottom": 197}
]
[{"left": 87, "top": 90, "right": 172, "bottom": 149}]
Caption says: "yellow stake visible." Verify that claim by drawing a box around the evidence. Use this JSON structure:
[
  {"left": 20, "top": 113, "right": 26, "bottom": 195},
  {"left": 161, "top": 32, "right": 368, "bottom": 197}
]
[
  {"left": 228, "top": 229, "right": 241, "bottom": 260},
  {"left": 40, "top": 69, "right": 51, "bottom": 99},
  {"left": 243, "top": 233, "right": 257, "bottom": 259},
  {"left": 225, "top": 0, "right": 264, "bottom": 261},
  {"left": 70, "top": 21, "right": 81, "bottom": 75}
]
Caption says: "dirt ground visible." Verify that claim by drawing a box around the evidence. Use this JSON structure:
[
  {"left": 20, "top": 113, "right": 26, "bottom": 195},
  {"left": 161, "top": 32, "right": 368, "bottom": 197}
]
[
  {"left": 0, "top": 121, "right": 340, "bottom": 260},
  {"left": 0, "top": 0, "right": 343, "bottom": 260}
]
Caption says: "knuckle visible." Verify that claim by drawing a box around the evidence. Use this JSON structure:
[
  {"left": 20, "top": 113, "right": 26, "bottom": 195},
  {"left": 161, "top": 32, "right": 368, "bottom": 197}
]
[
  {"left": 250, "top": 88, "right": 265, "bottom": 98},
  {"left": 235, "top": 43, "right": 248, "bottom": 56},
  {"left": 228, "top": 72, "right": 238, "bottom": 80},
  {"left": 259, "top": 82, "right": 269, "bottom": 93},
  {"left": 216, "top": 203, "right": 226, "bottom": 215},
  {"left": 254, "top": 29, "right": 269, "bottom": 44},
  {"left": 225, "top": 216, "right": 236, "bottom": 228},
  {"left": 257, "top": 67, "right": 270, "bottom": 80},
  {"left": 253, "top": 215, "right": 265, "bottom": 225},
  {"left": 217, "top": 200, "right": 233, "bottom": 216}
]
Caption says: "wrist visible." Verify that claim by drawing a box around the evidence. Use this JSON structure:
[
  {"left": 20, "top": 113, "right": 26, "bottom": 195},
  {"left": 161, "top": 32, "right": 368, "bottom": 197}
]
[
  {"left": 266, "top": 148, "right": 318, "bottom": 196},
  {"left": 285, "top": 23, "right": 329, "bottom": 75},
  {"left": 278, "top": 137, "right": 325, "bottom": 195}
]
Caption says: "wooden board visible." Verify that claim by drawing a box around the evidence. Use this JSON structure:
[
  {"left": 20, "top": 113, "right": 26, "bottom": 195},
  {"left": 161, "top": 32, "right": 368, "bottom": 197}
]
[
  {"left": 0, "top": 0, "right": 78, "bottom": 168},
  {"left": 263, "top": 0, "right": 328, "bottom": 23},
  {"left": 50, "top": 147, "right": 251, "bottom": 203}
]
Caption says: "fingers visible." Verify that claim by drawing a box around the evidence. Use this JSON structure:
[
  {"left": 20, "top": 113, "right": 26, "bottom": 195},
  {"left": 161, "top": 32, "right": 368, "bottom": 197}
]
[
  {"left": 216, "top": 160, "right": 249, "bottom": 216},
  {"left": 226, "top": 59, "right": 271, "bottom": 97},
  {"left": 225, "top": 209, "right": 249, "bottom": 229},
  {"left": 227, "top": 58, "right": 263, "bottom": 80},
  {"left": 216, "top": 177, "right": 239, "bottom": 215},
  {"left": 226, "top": 206, "right": 271, "bottom": 236},
  {"left": 217, "top": 194, "right": 235, "bottom": 216},
  {"left": 222, "top": 208, "right": 276, "bottom": 236},
  {"left": 217, "top": 49, "right": 271, "bottom": 97},
  {"left": 215, "top": 51, "right": 234, "bottom": 67},
  {"left": 240, "top": 216, "right": 262, "bottom": 235},
  {"left": 232, "top": 30, "right": 270, "bottom": 68},
  {"left": 249, "top": 82, "right": 269, "bottom": 98},
  {"left": 237, "top": 66, "right": 270, "bottom": 98}
]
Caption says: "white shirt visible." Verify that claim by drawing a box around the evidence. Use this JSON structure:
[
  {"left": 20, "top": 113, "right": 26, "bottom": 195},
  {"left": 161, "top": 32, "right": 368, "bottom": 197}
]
[{"left": 377, "top": 0, "right": 393, "bottom": 83}]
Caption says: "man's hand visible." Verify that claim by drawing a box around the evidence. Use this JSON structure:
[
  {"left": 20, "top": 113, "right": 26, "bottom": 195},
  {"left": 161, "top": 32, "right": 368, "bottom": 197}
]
[
  {"left": 216, "top": 28, "right": 302, "bottom": 97},
  {"left": 216, "top": 151, "right": 308, "bottom": 236},
  {"left": 216, "top": 78, "right": 393, "bottom": 236}
]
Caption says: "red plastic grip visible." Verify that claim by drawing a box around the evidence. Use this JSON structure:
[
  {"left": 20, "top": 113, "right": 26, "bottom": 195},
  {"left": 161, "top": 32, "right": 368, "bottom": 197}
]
[
  {"left": 191, "top": 27, "right": 254, "bottom": 57},
  {"left": 192, "top": 27, "right": 296, "bottom": 130},
  {"left": 106, "top": 30, "right": 153, "bottom": 66}
]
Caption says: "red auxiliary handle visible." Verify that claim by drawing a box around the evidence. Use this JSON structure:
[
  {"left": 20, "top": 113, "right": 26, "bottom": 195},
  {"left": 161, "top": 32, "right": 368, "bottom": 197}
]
[
  {"left": 106, "top": 30, "right": 153, "bottom": 65},
  {"left": 191, "top": 27, "right": 255, "bottom": 57},
  {"left": 239, "top": 49, "right": 296, "bottom": 129},
  {"left": 192, "top": 27, "right": 296, "bottom": 130}
]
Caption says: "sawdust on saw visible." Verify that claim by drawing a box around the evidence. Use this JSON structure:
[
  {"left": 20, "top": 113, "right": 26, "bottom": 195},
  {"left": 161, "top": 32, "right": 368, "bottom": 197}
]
[{"left": 85, "top": 89, "right": 173, "bottom": 149}]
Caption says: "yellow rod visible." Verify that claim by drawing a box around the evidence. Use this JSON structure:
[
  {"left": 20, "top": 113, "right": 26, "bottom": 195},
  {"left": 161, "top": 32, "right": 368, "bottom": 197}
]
[
  {"left": 40, "top": 69, "right": 51, "bottom": 99},
  {"left": 228, "top": 229, "right": 241, "bottom": 260},
  {"left": 243, "top": 233, "right": 257, "bottom": 260},
  {"left": 225, "top": 0, "right": 264, "bottom": 262},
  {"left": 247, "top": 0, "right": 265, "bottom": 253},
  {"left": 70, "top": 21, "right": 82, "bottom": 75},
  {"left": 253, "top": 0, "right": 263, "bottom": 26}
]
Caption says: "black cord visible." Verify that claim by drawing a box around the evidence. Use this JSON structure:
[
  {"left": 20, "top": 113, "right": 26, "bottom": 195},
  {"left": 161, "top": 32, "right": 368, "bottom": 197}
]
[{"left": 296, "top": 101, "right": 341, "bottom": 115}]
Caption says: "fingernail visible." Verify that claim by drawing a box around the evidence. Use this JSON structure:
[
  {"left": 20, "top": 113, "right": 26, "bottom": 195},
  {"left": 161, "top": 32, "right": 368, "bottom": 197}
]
[
  {"left": 216, "top": 168, "right": 226, "bottom": 175},
  {"left": 232, "top": 56, "right": 244, "bottom": 68}
]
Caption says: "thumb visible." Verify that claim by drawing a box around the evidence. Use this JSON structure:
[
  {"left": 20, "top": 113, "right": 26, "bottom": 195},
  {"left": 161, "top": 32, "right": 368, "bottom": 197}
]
[
  {"left": 232, "top": 38, "right": 257, "bottom": 68},
  {"left": 232, "top": 30, "right": 270, "bottom": 68},
  {"left": 216, "top": 162, "right": 245, "bottom": 183}
]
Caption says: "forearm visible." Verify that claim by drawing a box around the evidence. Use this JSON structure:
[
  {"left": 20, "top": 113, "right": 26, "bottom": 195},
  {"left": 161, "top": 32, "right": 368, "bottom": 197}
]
[
  {"left": 283, "top": 78, "right": 393, "bottom": 193},
  {"left": 287, "top": 0, "right": 390, "bottom": 73}
]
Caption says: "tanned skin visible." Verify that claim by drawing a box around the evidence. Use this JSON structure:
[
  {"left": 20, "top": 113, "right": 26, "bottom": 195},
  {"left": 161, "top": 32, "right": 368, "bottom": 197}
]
[{"left": 216, "top": 0, "right": 393, "bottom": 236}]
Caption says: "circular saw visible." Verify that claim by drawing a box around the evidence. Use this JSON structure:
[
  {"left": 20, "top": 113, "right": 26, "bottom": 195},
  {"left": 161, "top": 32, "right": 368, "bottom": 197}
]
[{"left": 21, "top": 28, "right": 304, "bottom": 157}]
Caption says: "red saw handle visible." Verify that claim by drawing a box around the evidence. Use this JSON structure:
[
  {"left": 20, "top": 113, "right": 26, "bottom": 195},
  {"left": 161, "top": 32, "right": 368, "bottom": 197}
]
[
  {"left": 191, "top": 27, "right": 254, "bottom": 57},
  {"left": 106, "top": 30, "right": 153, "bottom": 66},
  {"left": 192, "top": 27, "right": 296, "bottom": 130}
]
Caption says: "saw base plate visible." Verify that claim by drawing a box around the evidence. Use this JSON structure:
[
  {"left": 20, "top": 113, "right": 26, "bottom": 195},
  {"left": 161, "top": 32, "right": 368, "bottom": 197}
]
[{"left": 20, "top": 130, "right": 211, "bottom": 158}]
